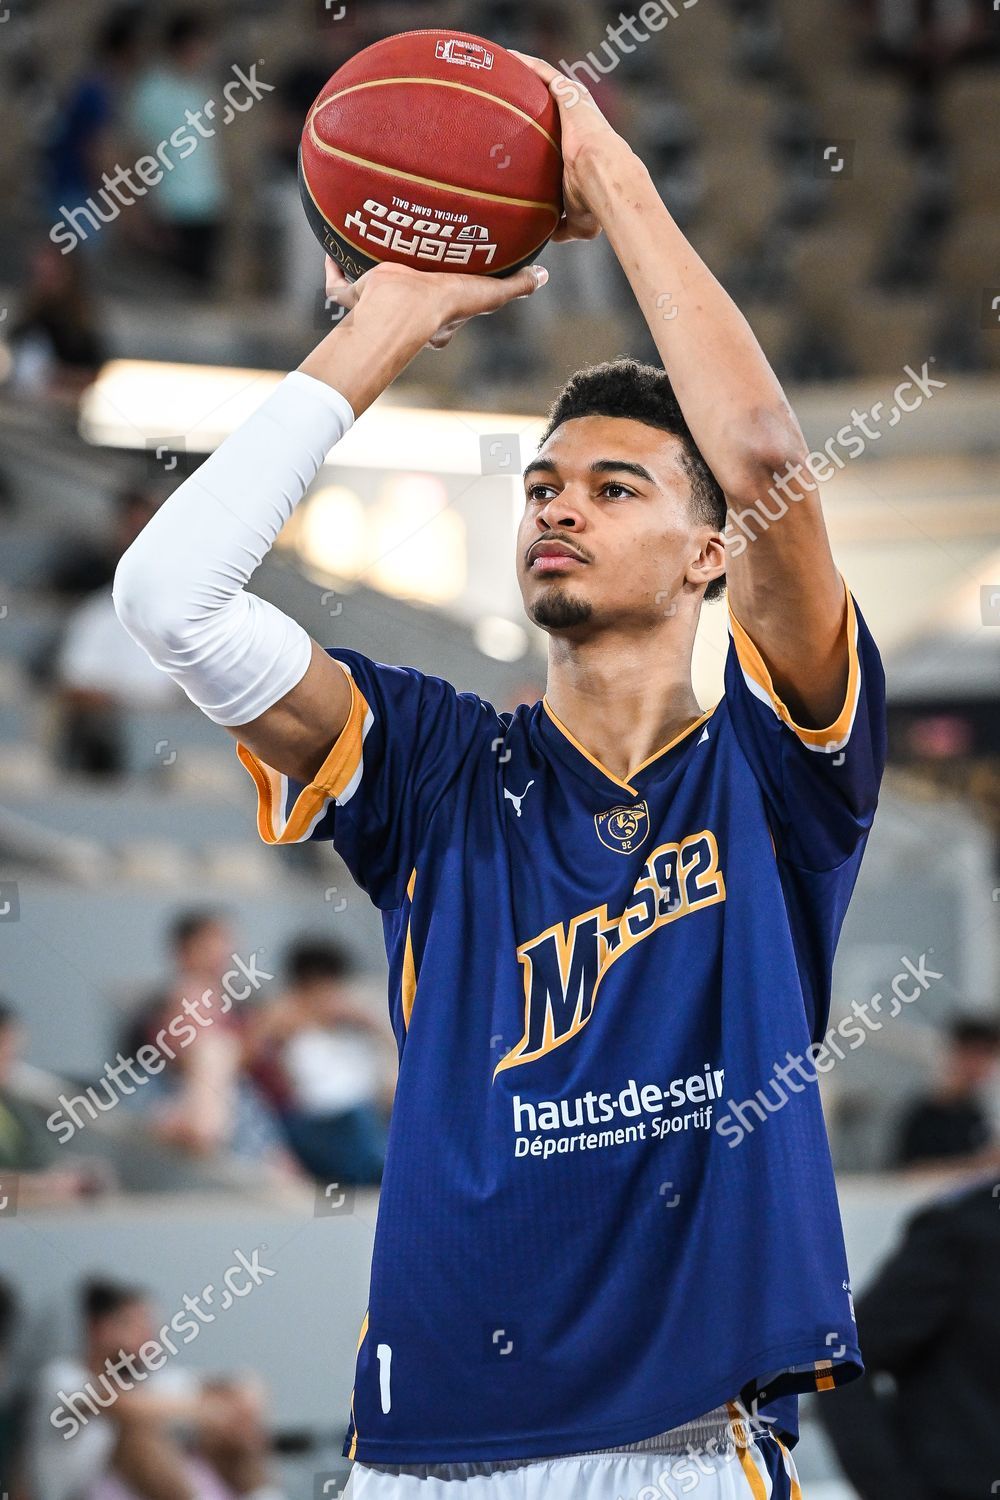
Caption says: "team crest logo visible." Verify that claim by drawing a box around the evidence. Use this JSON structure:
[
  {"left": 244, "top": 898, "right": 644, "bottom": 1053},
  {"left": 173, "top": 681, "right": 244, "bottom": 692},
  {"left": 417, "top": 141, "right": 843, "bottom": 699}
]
[{"left": 595, "top": 801, "right": 649, "bottom": 854}]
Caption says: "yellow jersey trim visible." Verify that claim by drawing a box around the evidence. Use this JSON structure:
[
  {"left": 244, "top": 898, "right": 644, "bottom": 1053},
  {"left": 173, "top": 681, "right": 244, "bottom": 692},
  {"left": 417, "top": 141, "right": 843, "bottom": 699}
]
[
  {"left": 628, "top": 705, "right": 717, "bottom": 777},
  {"left": 542, "top": 698, "right": 715, "bottom": 793},
  {"left": 728, "top": 577, "right": 861, "bottom": 752},
  {"left": 735, "top": 1443, "right": 769, "bottom": 1499},
  {"left": 236, "top": 660, "right": 371, "bottom": 845},
  {"left": 776, "top": 1436, "right": 804, "bottom": 1500},
  {"left": 347, "top": 1309, "right": 369, "bottom": 1461},
  {"left": 401, "top": 868, "right": 418, "bottom": 1031}
]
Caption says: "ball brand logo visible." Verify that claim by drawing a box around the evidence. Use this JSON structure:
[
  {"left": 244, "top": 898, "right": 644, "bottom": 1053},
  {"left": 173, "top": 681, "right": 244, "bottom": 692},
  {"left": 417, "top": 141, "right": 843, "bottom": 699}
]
[
  {"left": 321, "top": 236, "right": 367, "bottom": 281},
  {"left": 344, "top": 197, "right": 499, "bottom": 267},
  {"left": 595, "top": 801, "right": 650, "bottom": 854},
  {"left": 434, "top": 38, "right": 495, "bottom": 70}
]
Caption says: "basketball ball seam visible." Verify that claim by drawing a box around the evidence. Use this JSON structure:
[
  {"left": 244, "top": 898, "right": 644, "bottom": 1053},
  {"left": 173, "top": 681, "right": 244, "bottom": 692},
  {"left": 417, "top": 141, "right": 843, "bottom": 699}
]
[
  {"left": 302, "top": 135, "right": 561, "bottom": 215},
  {"left": 309, "top": 77, "right": 560, "bottom": 154}
]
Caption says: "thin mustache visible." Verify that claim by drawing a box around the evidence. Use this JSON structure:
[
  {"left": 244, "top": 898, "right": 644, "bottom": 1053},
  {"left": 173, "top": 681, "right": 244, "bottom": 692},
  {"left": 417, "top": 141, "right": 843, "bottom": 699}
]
[{"left": 526, "top": 534, "right": 592, "bottom": 564}]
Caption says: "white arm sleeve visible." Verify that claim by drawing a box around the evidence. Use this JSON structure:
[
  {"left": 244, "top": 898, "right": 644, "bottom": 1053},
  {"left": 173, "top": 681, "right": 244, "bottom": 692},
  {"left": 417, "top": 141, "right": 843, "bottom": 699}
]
[{"left": 113, "top": 371, "right": 354, "bottom": 727}]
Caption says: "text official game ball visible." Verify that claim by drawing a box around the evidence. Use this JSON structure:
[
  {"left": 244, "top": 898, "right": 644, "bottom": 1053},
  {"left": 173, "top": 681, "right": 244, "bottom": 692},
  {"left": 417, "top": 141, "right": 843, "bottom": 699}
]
[{"left": 299, "top": 29, "right": 563, "bottom": 280}]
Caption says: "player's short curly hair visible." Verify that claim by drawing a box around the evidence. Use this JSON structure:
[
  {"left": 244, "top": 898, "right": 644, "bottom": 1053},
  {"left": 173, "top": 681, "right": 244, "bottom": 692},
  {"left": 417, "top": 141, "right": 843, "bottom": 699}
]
[{"left": 540, "top": 358, "right": 727, "bottom": 602}]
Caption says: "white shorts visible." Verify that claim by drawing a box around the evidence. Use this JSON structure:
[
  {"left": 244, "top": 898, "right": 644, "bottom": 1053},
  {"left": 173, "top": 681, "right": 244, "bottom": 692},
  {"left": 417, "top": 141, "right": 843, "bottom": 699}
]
[{"left": 343, "top": 1406, "right": 801, "bottom": 1500}]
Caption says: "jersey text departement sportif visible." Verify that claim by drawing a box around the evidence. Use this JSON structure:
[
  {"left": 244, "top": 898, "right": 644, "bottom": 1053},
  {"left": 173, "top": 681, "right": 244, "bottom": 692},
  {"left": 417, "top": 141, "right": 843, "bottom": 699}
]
[{"left": 237, "top": 581, "right": 886, "bottom": 1464}]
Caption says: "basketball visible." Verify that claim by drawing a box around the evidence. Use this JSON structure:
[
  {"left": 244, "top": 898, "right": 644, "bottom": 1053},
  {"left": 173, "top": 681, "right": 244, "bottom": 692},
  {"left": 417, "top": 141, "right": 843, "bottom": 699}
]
[{"left": 298, "top": 29, "right": 563, "bottom": 281}]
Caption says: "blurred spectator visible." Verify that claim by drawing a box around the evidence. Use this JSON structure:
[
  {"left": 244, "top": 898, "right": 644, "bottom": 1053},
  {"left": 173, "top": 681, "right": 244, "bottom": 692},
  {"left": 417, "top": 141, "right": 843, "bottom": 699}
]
[
  {"left": 856, "top": 0, "right": 995, "bottom": 154},
  {"left": 771, "top": 87, "right": 828, "bottom": 230},
  {"left": 122, "top": 907, "right": 236, "bottom": 1064},
  {"left": 893, "top": 1016, "right": 1000, "bottom": 1170},
  {"left": 27, "top": 1277, "right": 286, "bottom": 1500},
  {"left": 874, "top": 144, "right": 954, "bottom": 291},
  {"left": 0, "top": 1277, "right": 27, "bottom": 1500},
  {"left": 860, "top": 0, "right": 984, "bottom": 70},
  {"left": 818, "top": 1175, "right": 1000, "bottom": 1500},
  {"left": 126, "top": 12, "right": 227, "bottom": 287},
  {"left": 120, "top": 911, "right": 301, "bottom": 1179},
  {"left": 43, "top": 5, "right": 145, "bottom": 232},
  {"left": 729, "top": 0, "right": 785, "bottom": 81},
  {"left": 0, "top": 999, "right": 111, "bottom": 1208},
  {"left": 4, "top": 243, "right": 107, "bottom": 405},
  {"left": 54, "top": 487, "right": 180, "bottom": 778},
  {"left": 47, "top": 484, "right": 161, "bottom": 601},
  {"left": 783, "top": 307, "right": 857, "bottom": 383},
  {"left": 249, "top": 938, "right": 389, "bottom": 1186},
  {"left": 640, "top": 93, "right": 704, "bottom": 231},
  {"left": 267, "top": 33, "right": 355, "bottom": 319}
]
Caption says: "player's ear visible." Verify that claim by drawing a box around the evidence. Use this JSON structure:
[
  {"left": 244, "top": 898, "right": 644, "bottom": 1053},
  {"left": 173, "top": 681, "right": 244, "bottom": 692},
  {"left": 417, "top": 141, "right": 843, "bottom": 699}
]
[{"left": 686, "top": 531, "right": 726, "bottom": 593}]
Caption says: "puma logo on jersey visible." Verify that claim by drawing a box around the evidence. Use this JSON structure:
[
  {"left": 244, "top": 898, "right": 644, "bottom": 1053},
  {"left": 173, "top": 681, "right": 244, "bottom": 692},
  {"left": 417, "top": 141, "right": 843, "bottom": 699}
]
[
  {"left": 504, "top": 780, "right": 535, "bottom": 818},
  {"left": 494, "top": 830, "right": 725, "bottom": 1078}
]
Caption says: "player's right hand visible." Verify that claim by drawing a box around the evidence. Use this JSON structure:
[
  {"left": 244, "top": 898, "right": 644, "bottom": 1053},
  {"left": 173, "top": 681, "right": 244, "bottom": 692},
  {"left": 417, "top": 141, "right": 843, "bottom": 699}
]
[
  {"left": 323, "top": 255, "right": 549, "bottom": 350},
  {"left": 510, "top": 51, "right": 629, "bottom": 243}
]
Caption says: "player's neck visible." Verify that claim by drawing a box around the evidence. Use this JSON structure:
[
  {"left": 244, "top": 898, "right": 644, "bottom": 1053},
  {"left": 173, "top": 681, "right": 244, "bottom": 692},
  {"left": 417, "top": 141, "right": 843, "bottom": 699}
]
[{"left": 544, "top": 635, "right": 702, "bottom": 783}]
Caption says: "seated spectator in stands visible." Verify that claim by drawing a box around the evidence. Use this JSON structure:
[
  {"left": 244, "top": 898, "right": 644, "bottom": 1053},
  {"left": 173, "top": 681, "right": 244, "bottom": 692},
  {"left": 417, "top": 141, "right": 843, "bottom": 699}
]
[
  {"left": 126, "top": 12, "right": 228, "bottom": 288},
  {"left": 5, "top": 243, "right": 107, "bottom": 407},
  {"left": 120, "top": 911, "right": 301, "bottom": 1181},
  {"left": 0, "top": 999, "right": 111, "bottom": 1208},
  {"left": 817, "top": 1175, "right": 1000, "bottom": 1500},
  {"left": 729, "top": 0, "right": 785, "bottom": 80},
  {"left": 0, "top": 1277, "right": 27, "bottom": 1500},
  {"left": 122, "top": 907, "right": 237, "bottom": 1061},
  {"left": 893, "top": 1015, "right": 1000, "bottom": 1170},
  {"left": 27, "top": 1277, "right": 285, "bottom": 1500},
  {"left": 54, "top": 486, "right": 181, "bottom": 777},
  {"left": 854, "top": 0, "right": 998, "bottom": 148},
  {"left": 251, "top": 938, "right": 389, "bottom": 1186}
]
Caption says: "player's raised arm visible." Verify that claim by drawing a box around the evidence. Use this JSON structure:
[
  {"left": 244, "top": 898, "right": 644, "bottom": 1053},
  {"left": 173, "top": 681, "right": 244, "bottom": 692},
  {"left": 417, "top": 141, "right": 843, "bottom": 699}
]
[
  {"left": 113, "top": 259, "right": 547, "bottom": 785},
  {"left": 516, "top": 54, "right": 848, "bottom": 730}
]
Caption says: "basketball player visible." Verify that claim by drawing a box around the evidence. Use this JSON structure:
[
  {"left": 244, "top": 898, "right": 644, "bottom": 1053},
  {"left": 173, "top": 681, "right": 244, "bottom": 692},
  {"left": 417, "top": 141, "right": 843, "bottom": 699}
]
[{"left": 115, "top": 54, "right": 886, "bottom": 1500}]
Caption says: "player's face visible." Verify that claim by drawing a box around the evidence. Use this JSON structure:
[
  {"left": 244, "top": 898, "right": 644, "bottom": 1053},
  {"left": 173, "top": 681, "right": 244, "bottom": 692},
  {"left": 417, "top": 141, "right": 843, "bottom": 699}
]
[
  {"left": 516, "top": 416, "right": 724, "bottom": 636},
  {"left": 94, "top": 1299, "right": 156, "bottom": 1359},
  {"left": 181, "top": 919, "right": 235, "bottom": 979}
]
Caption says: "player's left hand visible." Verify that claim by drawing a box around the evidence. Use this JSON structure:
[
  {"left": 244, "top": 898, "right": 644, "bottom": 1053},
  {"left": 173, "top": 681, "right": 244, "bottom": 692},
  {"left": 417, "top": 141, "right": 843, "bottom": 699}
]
[
  {"left": 510, "top": 52, "right": 630, "bottom": 242},
  {"left": 323, "top": 255, "right": 548, "bottom": 350}
]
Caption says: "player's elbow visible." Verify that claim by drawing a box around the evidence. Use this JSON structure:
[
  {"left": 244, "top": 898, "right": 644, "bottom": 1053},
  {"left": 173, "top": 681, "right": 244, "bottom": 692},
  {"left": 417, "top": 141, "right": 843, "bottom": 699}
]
[
  {"left": 722, "top": 414, "right": 809, "bottom": 505},
  {"left": 112, "top": 541, "right": 188, "bottom": 652}
]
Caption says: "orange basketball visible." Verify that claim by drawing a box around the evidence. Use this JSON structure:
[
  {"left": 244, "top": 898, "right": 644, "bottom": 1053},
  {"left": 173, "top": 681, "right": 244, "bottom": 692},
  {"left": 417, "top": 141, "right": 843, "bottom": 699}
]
[{"left": 299, "top": 29, "right": 563, "bottom": 280}]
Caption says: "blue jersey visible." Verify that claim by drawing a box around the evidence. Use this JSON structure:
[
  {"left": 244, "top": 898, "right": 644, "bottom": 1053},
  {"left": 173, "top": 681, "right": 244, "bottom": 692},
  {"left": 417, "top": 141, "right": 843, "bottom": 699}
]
[{"left": 238, "top": 585, "right": 885, "bottom": 1464}]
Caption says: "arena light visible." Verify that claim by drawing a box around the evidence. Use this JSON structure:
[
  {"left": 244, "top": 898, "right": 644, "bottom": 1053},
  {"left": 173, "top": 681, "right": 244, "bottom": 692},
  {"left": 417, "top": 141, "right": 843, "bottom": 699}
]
[
  {"left": 79, "top": 360, "right": 283, "bottom": 453},
  {"left": 474, "top": 615, "right": 529, "bottom": 662},
  {"left": 79, "top": 359, "right": 546, "bottom": 474},
  {"left": 297, "top": 484, "right": 368, "bottom": 580},
  {"left": 367, "top": 475, "right": 466, "bottom": 605}
]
